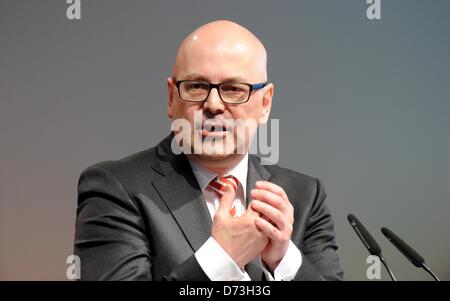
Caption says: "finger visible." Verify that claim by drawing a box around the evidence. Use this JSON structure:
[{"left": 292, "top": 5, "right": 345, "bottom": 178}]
[
  {"left": 245, "top": 202, "right": 260, "bottom": 217},
  {"left": 245, "top": 203, "right": 271, "bottom": 223},
  {"left": 255, "top": 216, "right": 281, "bottom": 241},
  {"left": 216, "top": 184, "right": 235, "bottom": 216},
  {"left": 254, "top": 181, "right": 293, "bottom": 213},
  {"left": 251, "top": 199, "right": 286, "bottom": 230},
  {"left": 251, "top": 188, "right": 288, "bottom": 213},
  {"left": 255, "top": 181, "right": 289, "bottom": 204}
]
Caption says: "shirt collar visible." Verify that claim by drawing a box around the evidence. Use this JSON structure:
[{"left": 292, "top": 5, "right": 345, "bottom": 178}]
[{"left": 188, "top": 154, "right": 249, "bottom": 194}]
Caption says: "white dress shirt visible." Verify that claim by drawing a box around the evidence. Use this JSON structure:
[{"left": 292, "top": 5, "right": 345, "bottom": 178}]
[{"left": 188, "top": 154, "right": 302, "bottom": 281}]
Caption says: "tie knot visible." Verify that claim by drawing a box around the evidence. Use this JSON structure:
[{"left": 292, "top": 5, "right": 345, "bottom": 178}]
[{"left": 208, "top": 176, "right": 239, "bottom": 195}]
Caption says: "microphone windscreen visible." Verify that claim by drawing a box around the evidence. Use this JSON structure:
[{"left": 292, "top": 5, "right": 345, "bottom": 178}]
[
  {"left": 381, "top": 227, "right": 425, "bottom": 267},
  {"left": 347, "top": 214, "right": 382, "bottom": 256}
]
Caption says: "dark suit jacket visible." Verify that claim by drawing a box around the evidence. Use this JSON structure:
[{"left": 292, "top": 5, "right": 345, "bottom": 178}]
[{"left": 74, "top": 133, "right": 343, "bottom": 280}]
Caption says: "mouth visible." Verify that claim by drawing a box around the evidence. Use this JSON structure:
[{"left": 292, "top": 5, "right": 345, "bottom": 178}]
[{"left": 198, "top": 120, "right": 231, "bottom": 137}]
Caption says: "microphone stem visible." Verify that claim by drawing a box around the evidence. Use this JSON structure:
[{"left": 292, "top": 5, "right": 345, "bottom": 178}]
[
  {"left": 421, "top": 263, "right": 440, "bottom": 281},
  {"left": 380, "top": 256, "right": 397, "bottom": 281}
]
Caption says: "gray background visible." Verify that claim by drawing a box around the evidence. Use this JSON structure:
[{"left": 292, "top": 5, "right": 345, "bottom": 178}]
[{"left": 1, "top": 0, "right": 449, "bottom": 280}]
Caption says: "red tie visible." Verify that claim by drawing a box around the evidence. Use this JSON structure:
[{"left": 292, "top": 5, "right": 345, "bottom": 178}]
[{"left": 208, "top": 176, "right": 239, "bottom": 217}]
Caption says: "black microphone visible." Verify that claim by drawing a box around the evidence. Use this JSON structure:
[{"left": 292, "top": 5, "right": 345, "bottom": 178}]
[
  {"left": 381, "top": 227, "right": 440, "bottom": 281},
  {"left": 347, "top": 214, "right": 397, "bottom": 281}
]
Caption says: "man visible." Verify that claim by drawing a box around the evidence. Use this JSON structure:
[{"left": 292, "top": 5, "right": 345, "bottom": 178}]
[{"left": 74, "top": 20, "right": 343, "bottom": 281}]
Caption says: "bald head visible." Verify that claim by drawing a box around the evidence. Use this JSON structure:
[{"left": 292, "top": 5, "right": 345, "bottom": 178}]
[{"left": 172, "top": 20, "right": 267, "bottom": 83}]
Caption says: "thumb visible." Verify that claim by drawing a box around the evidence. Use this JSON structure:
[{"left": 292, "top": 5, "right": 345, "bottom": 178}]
[{"left": 216, "top": 184, "right": 235, "bottom": 216}]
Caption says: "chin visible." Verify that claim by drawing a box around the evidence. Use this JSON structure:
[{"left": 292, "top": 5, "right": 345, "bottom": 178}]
[
  {"left": 200, "top": 143, "right": 236, "bottom": 159},
  {"left": 200, "top": 152, "right": 234, "bottom": 161}
]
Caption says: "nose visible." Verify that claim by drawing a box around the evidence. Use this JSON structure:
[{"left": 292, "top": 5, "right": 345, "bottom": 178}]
[{"left": 203, "top": 87, "right": 225, "bottom": 116}]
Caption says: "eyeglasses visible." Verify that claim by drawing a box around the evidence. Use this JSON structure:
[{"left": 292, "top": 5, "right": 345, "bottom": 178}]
[{"left": 174, "top": 80, "right": 268, "bottom": 104}]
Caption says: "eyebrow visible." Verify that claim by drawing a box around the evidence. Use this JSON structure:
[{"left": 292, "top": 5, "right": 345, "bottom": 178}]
[{"left": 181, "top": 73, "right": 248, "bottom": 83}]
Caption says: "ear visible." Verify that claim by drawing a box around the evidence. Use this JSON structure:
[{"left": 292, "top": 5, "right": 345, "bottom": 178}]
[
  {"left": 167, "top": 77, "right": 175, "bottom": 119},
  {"left": 258, "top": 83, "right": 274, "bottom": 124}
]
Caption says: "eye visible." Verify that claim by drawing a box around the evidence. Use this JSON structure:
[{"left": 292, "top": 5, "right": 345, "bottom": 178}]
[
  {"left": 186, "top": 82, "right": 209, "bottom": 91},
  {"left": 221, "top": 84, "right": 247, "bottom": 93}
]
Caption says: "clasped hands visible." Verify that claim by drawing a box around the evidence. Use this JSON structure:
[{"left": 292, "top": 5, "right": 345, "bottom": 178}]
[{"left": 211, "top": 181, "right": 294, "bottom": 272}]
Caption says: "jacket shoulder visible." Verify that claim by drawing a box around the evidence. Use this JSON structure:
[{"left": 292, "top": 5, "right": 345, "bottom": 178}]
[
  {"left": 78, "top": 146, "right": 161, "bottom": 189},
  {"left": 253, "top": 157, "right": 324, "bottom": 201},
  {"left": 259, "top": 158, "right": 320, "bottom": 188}
]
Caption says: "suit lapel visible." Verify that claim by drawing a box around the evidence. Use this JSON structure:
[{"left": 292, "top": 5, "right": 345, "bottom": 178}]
[
  {"left": 245, "top": 156, "right": 272, "bottom": 280},
  {"left": 246, "top": 155, "right": 271, "bottom": 206},
  {"left": 152, "top": 135, "right": 212, "bottom": 252}
]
